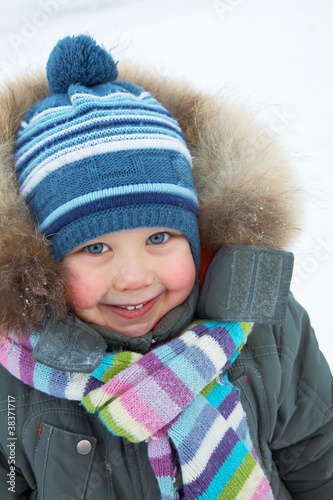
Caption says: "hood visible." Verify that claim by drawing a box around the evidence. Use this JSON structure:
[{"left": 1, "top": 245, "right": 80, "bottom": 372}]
[{"left": 0, "top": 62, "right": 302, "bottom": 334}]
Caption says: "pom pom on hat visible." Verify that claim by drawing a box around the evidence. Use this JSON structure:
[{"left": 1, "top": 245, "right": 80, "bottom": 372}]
[{"left": 46, "top": 34, "right": 119, "bottom": 94}]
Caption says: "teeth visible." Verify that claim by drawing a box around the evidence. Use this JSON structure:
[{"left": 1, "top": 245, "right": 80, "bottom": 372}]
[{"left": 119, "top": 302, "right": 146, "bottom": 310}]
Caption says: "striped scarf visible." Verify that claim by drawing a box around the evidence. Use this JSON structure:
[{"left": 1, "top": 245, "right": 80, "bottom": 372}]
[{"left": 0, "top": 320, "right": 273, "bottom": 500}]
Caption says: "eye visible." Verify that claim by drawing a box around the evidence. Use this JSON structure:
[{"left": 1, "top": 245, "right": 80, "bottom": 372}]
[
  {"left": 84, "top": 243, "right": 110, "bottom": 254},
  {"left": 147, "top": 232, "right": 171, "bottom": 245}
]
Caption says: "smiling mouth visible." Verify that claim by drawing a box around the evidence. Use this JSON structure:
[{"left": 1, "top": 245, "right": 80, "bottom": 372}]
[
  {"left": 102, "top": 295, "right": 161, "bottom": 319},
  {"left": 118, "top": 302, "right": 147, "bottom": 311}
]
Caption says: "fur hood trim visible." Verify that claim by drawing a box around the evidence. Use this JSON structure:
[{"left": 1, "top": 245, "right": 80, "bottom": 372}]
[{"left": 0, "top": 63, "right": 302, "bottom": 333}]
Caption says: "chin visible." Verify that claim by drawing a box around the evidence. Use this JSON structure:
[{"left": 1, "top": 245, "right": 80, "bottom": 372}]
[{"left": 119, "top": 324, "right": 153, "bottom": 338}]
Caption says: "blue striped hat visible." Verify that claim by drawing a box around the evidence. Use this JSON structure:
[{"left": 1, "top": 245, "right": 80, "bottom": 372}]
[{"left": 14, "top": 35, "right": 199, "bottom": 268}]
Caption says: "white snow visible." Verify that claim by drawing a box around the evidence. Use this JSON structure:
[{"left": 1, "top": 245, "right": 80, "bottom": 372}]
[{"left": 0, "top": 0, "right": 332, "bottom": 369}]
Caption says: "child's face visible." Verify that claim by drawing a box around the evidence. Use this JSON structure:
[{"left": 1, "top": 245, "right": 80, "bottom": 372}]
[{"left": 62, "top": 227, "right": 196, "bottom": 338}]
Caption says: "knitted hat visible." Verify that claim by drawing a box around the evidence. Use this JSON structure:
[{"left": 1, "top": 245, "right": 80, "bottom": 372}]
[{"left": 14, "top": 35, "right": 200, "bottom": 269}]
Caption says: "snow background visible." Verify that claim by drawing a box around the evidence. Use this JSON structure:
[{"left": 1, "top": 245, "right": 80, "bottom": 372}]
[{"left": 0, "top": 0, "right": 332, "bottom": 369}]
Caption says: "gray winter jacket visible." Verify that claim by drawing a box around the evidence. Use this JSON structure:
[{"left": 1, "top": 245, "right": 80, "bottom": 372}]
[
  {"left": 0, "top": 57, "right": 332, "bottom": 499},
  {"left": 0, "top": 246, "right": 332, "bottom": 499}
]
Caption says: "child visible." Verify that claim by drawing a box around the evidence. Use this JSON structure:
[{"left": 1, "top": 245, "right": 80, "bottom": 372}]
[{"left": 0, "top": 35, "right": 331, "bottom": 500}]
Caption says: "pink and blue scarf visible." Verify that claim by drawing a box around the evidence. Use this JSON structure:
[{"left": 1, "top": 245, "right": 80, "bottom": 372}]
[{"left": 0, "top": 320, "right": 273, "bottom": 499}]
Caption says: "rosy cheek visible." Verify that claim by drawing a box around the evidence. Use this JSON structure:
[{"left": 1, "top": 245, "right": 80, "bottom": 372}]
[
  {"left": 69, "top": 285, "right": 95, "bottom": 310},
  {"left": 167, "top": 253, "right": 196, "bottom": 291},
  {"left": 64, "top": 268, "right": 102, "bottom": 311}
]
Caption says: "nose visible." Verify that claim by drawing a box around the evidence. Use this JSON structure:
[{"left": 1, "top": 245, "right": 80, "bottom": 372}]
[{"left": 112, "top": 255, "right": 153, "bottom": 291}]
